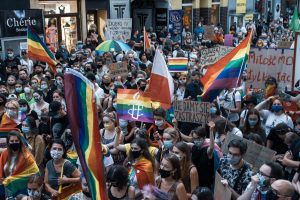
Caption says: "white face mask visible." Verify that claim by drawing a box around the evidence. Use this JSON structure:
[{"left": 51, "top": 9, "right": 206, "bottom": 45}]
[
  {"left": 6, "top": 109, "right": 17, "bottom": 118},
  {"left": 27, "top": 186, "right": 42, "bottom": 199},
  {"left": 155, "top": 120, "right": 164, "bottom": 127},
  {"left": 24, "top": 87, "right": 31, "bottom": 93},
  {"left": 50, "top": 150, "right": 63, "bottom": 160}
]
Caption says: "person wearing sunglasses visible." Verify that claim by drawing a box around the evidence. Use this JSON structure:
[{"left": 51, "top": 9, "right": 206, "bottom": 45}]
[
  {"left": 237, "top": 161, "right": 283, "bottom": 200},
  {"left": 266, "top": 180, "right": 294, "bottom": 200}
]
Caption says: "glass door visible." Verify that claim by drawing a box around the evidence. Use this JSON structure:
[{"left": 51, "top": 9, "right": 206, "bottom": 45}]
[
  {"left": 61, "top": 16, "right": 78, "bottom": 51},
  {"left": 45, "top": 17, "right": 59, "bottom": 51}
]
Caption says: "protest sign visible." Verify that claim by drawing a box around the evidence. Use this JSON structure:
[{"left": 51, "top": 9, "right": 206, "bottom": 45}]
[
  {"left": 106, "top": 18, "right": 132, "bottom": 41},
  {"left": 277, "top": 41, "right": 293, "bottom": 49},
  {"left": 214, "top": 172, "right": 232, "bottom": 200},
  {"left": 199, "top": 45, "right": 234, "bottom": 67},
  {"left": 236, "top": 0, "right": 246, "bottom": 13},
  {"left": 224, "top": 34, "right": 234, "bottom": 47},
  {"left": 293, "top": 33, "right": 300, "bottom": 91},
  {"left": 222, "top": 133, "right": 276, "bottom": 171},
  {"left": 109, "top": 62, "right": 128, "bottom": 79},
  {"left": 203, "top": 25, "right": 215, "bottom": 40},
  {"left": 173, "top": 100, "right": 211, "bottom": 125},
  {"left": 246, "top": 48, "right": 294, "bottom": 90}
]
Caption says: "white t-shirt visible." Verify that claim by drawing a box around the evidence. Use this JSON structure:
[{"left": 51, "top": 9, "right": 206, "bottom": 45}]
[
  {"left": 94, "top": 84, "right": 104, "bottom": 107},
  {"left": 30, "top": 102, "right": 49, "bottom": 118},
  {"left": 261, "top": 110, "right": 294, "bottom": 135},
  {"left": 20, "top": 58, "right": 34, "bottom": 74},
  {"left": 220, "top": 90, "right": 241, "bottom": 122}
]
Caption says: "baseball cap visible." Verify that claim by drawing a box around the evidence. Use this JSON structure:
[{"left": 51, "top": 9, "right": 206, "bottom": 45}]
[{"left": 48, "top": 101, "right": 62, "bottom": 116}]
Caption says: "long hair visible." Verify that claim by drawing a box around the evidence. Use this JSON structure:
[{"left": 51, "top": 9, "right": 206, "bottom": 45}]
[
  {"left": 173, "top": 142, "right": 192, "bottom": 179},
  {"left": 163, "top": 128, "right": 181, "bottom": 143},
  {"left": 163, "top": 154, "right": 181, "bottom": 180},
  {"left": 4, "top": 133, "right": 24, "bottom": 177},
  {"left": 128, "top": 138, "right": 154, "bottom": 167},
  {"left": 243, "top": 109, "right": 264, "bottom": 136}
]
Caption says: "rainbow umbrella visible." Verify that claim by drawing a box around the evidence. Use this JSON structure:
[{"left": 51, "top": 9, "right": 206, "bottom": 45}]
[{"left": 96, "top": 40, "right": 131, "bottom": 53}]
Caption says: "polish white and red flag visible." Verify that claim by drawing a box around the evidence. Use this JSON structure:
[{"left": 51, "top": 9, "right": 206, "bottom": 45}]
[{"left": 144, "top": 49, "right": 174, "bottom": 109}]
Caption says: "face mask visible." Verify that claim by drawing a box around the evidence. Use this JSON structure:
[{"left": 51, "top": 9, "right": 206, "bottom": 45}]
[
  {"left": 119, "top": 119, "right": 128, "bottom": 128},
  {"left": 179, "top": 80, "right": 186, "bottom": 85},
  {"left": 113, "top": 103, "right": 117, "bottom": 110},
  {"left": 7, "top": 53, "right": 14, "bottom": 58},
  {"left": 175, "top": 154, "right": 182, "bottom": 161},
  {"left": 77, "top": 44, "right": 83, "bottom": 49},
  {"left": 189, "top": 61, "right": 195, "bottom": 66},
  {"left": 22, "top": 126, "right": 30, "bottom": 135},
  {"left": 127, "top": 77, "right": 133, "bottom": 82},
  {"left": 194, "top": 139, "right": 204, "bottom": 147},
  {"left": 61, "top": 45, "right": 65, "bottom": 49},
  {"left": 34, "top": 97, "right": 41, "bottom": 103},
  {"left": 210, "top": 107, "right": 217, "bottom": 115},
  {"left": 15, "top": 87, "right": 23, "bottom": 93},
  {"left": 20, "top": 107, "right": 27, "bottom": 113},
  {"left": 57, "top": 68, "right": 63, "bottom": 73},
  {"left": 271, "top": 105, "right": 282, "bottom": 112},
  {"left": 139, "top": 86, "right": 146, "bottom": 92},
  {"left": 109, "top": 90, "right": 116, "bottom": 98},
  {"left": 50, "top": 150, "right": 63, "bottom": 160},
  {"left": 41, "top": 84, "right": 48, "bottom": 90},
  {"left": 248, "top": 119, "right": 258, "bottom": 127},
  {"left": 104, "top": 123, "right": 114, "bottom": 130},
  {"left": 6, "top": 109, "right": 17, "bottom": 118},
  {"left": 155, "top": 120, "right": 164, "bottom": 127},
  {"left": 192, "top": 80, "right": 200, "bottom": 85},
  {"left": 131, "top": 150, "right": 141, "bottom": 159},
  {"left": 159, "top": 168, "right": 172, "bottom": 178},
  {"left": 257, "top": 173, "right": 267, "bottom": 187},
  {"left": 24, "top": 87, "right": 31, "bottom": 93},
  {"left": 228, "top": 154, "right": 241, "bottom": 166},
  {"left": 266, "top": 189, "right": 279, "bottom": 200},
  {"left": 52, "top": 113, "right": 61, "bottom": 119},
  {"left": 163, "top": 140, "right": 173, "bottom": 149},
  {"left": 56, "top": 80, "right": 63, "bottom": 86},
  {"left": 27, "top": 188, "right": 42, "bottom": 199},
  {"left": 31, "top": 83, "right": 38, "bottom": 88},
  {"left": 82, "top": 191, "right": 91, "bottom": 198},
  {"left": 9, "top": 142, "right": 21, "bottom": 151}
]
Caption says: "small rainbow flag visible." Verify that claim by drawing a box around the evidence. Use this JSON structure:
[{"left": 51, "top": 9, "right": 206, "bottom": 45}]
[
  {"left": 64, "top": 68, "right": 107, "bottom": 200},
  {"left": 27, "top": 26, "right": 57, "bottom": 74},
  {"left": 168, "top": 57, "right": 188, "bottom": 72},
  {"left": 201, "top": 31, "right": 253, "bottom": 102},
  {"left": 117, "top": 89, "right": 154, "bottom": 123}
]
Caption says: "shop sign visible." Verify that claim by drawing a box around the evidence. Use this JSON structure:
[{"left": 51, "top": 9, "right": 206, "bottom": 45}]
[
  {"left": 109, "top": 0, "right": 130, "bottom": 19},
  {"left": 236, "top": 0, "right": 246, "bottom": 14},
  {"left": 0, "top": 9, "right": 44, "bottom": 38},
  {"left": 169, "top": 10, "right": 183, "bottom": 35},
  {"left": 244, "top": 13, "right": 254, "bottom": 21},
  {"left": 155, "top": 8, "right": 167, "bottom": 33}
]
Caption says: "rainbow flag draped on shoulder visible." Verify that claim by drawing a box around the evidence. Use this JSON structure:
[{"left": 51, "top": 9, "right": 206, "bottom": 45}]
[
  {"left": 27, "top": 26, "right": 57, "bottom": 74},
  {"left": 201, "top": 31, "right": 253, "bottom": 102},
  {"left": 0, "top": 148, "right": 39, "bottom": 196},
  {"left": 117, "top": 89, "right": 154, "bottom": 123},
  {"left": 168, "top": 57, "right": 188, "bottom": 72},
  {"left": 64, "top": 68, "right": 107, "bottom": 200}
]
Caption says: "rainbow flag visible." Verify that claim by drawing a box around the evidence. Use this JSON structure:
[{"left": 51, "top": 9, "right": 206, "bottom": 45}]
[
  {"left": 64, "top": 68, "right": 107, "bottom": 200},
  {"left": 1, "top": 149, "right": 39, "bottom": 196},
  {"left": 201, "top": 31, "right": 253, "bottom": 102},
  {"left": 117, "top": 89, "right": 154, "bottom": 123},
  {"left": 27, "top": 26, "right": 57, "bottom": 74},
  {"left": 168, "top": 57, "right": 188, "bottom": 72}
]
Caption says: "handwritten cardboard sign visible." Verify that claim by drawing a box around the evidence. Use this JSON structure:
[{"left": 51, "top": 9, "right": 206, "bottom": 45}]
[
  {"left": 109, "top": 62, "right": 128, "bottom": 79},
  {"left": 222, "top": 132, "right": 276, "bottom": 172},
  {"left": 203, "top": 25, "right": 215, "bottom": 41},
  {"left": 199, "top": 45, "right": 234, "bottom": 67},
  {"left": 246, "top": 48, "right": 294, "bottom": 90},
  {"left": 214, "top": 172, "right": 232, "bottom": 200},
  {"left": 173, "top": 100, "right": 211, "bottom": 125},
  {"left": 106, "top": 18, "right": 132, "bottom": 41}
]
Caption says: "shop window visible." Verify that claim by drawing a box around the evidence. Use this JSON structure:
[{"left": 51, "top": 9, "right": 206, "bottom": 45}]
[{"left": 35, "top": 1, "right": 78, "bottom": 14}]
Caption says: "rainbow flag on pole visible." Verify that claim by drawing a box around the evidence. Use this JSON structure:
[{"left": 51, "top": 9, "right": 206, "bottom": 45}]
[
  {"left": 168, "top": 57, "right": 188, "bottom": 72},
  {"left": 201, "top": 31, "right": 253, "bottom": 102},
  {"left": 27, "top": 26, "right": 57, "bottom": 74},
  {"left": 117, "top": 89, "right": 154, "bottom": 123},
  {"left": 64, "top": 68, "right": 107, "bottom": 200}
]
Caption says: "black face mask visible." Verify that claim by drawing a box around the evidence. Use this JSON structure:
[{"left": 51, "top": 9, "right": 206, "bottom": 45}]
[
  {"left": 131, "top": 150, "right": 141, "bottom": 159},
  {"left": 192, "top": 80, "right": 200, "bottom": 85},
  {"left": 82, "top": 191, "right": 91, "bottom": 198},
  {"left": 127, "top": 77, "right": 133, "bottom": 82},
  {"left": 159, "top": 168, "right": 172, "bottom": 178},
  {"left": 0, "top": 101, "right": 4, "bottom": 106},
  {"left": 266, "top": 189, "right": 279, "bottom": 200},
  {"left": 9, "top": 142, "right": 21, "bottom": 151},
  {"left": 139, "top": 86, "right": 146, "bottom": 92},
  {"left": 103, "top": 82, "right": 111, "bottom": 86}
]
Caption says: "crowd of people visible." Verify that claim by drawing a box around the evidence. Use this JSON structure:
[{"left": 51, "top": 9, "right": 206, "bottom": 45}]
[{"left": 0, "top": 16, "right": 299, "bottom": 200}]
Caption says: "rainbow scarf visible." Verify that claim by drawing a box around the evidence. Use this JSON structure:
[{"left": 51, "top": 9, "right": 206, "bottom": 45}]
[
  {"left": 27, "top": 26, "right": 57, "bottom": 74},
  {"left": 168, "top": 57, "right": 188, "bottom": 72},
  {"left": 116, "top": 89, "right": 154, "bottom": 123},
  {"left": 0, "top": 149, "right": 39, "bottom": 196},
  {"left": 64, "top": 68, "right": 107, "bottom": 200},
  {"left": 201, "top": 31, "right": 253, "bottom": 102}
]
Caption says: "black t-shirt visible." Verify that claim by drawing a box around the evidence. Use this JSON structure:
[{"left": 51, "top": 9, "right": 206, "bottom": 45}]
[
  {"left": 51, "top": 114, "right": 69, "bottom": 139},
  {"left": 291, "top": 139, "right": 300, "bottom": 161},
  {"left": 267, "top": 130, "right": 288, "bottom": 154},
  {"left": 191, "top": 145, "right": 214, "bottom": 188}
]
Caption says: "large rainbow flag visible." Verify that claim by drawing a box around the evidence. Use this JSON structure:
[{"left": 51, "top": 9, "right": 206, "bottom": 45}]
[
  {"left": 168, "top": 57, "right": 188, "bottom": 72},
  {"left": 201, "top": 31, "right": 253, "bottom": 102},
  {"left": 27, "top": 26, "right": 57, "bottom": 74},
  {"left": 117, "top": 89, "right": 154, "bottom": 123},
  {"left": 64, "top": 68, "right": 107, "bottom": 200}
]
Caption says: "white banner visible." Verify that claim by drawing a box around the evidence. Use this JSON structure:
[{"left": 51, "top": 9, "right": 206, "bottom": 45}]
[
  {"left": 109, "top": 0, "right": 130, "bottom": 19},
  {"left": 246, "top": 48, "right": 294, "bottom": 90},
  {"left": 106, "top": 18, "right": 132, "bottom": 41}
]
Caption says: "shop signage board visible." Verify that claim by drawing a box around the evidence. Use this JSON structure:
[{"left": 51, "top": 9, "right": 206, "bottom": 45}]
[
  {"left": 0, "top": 9, "right": 44, "bottom": 38},
  {"left": 169, "top": 10, "right": 183, "bottom": 35},
  {"left": 109, "top": 0, "right": 130, "bottom": 19}
]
